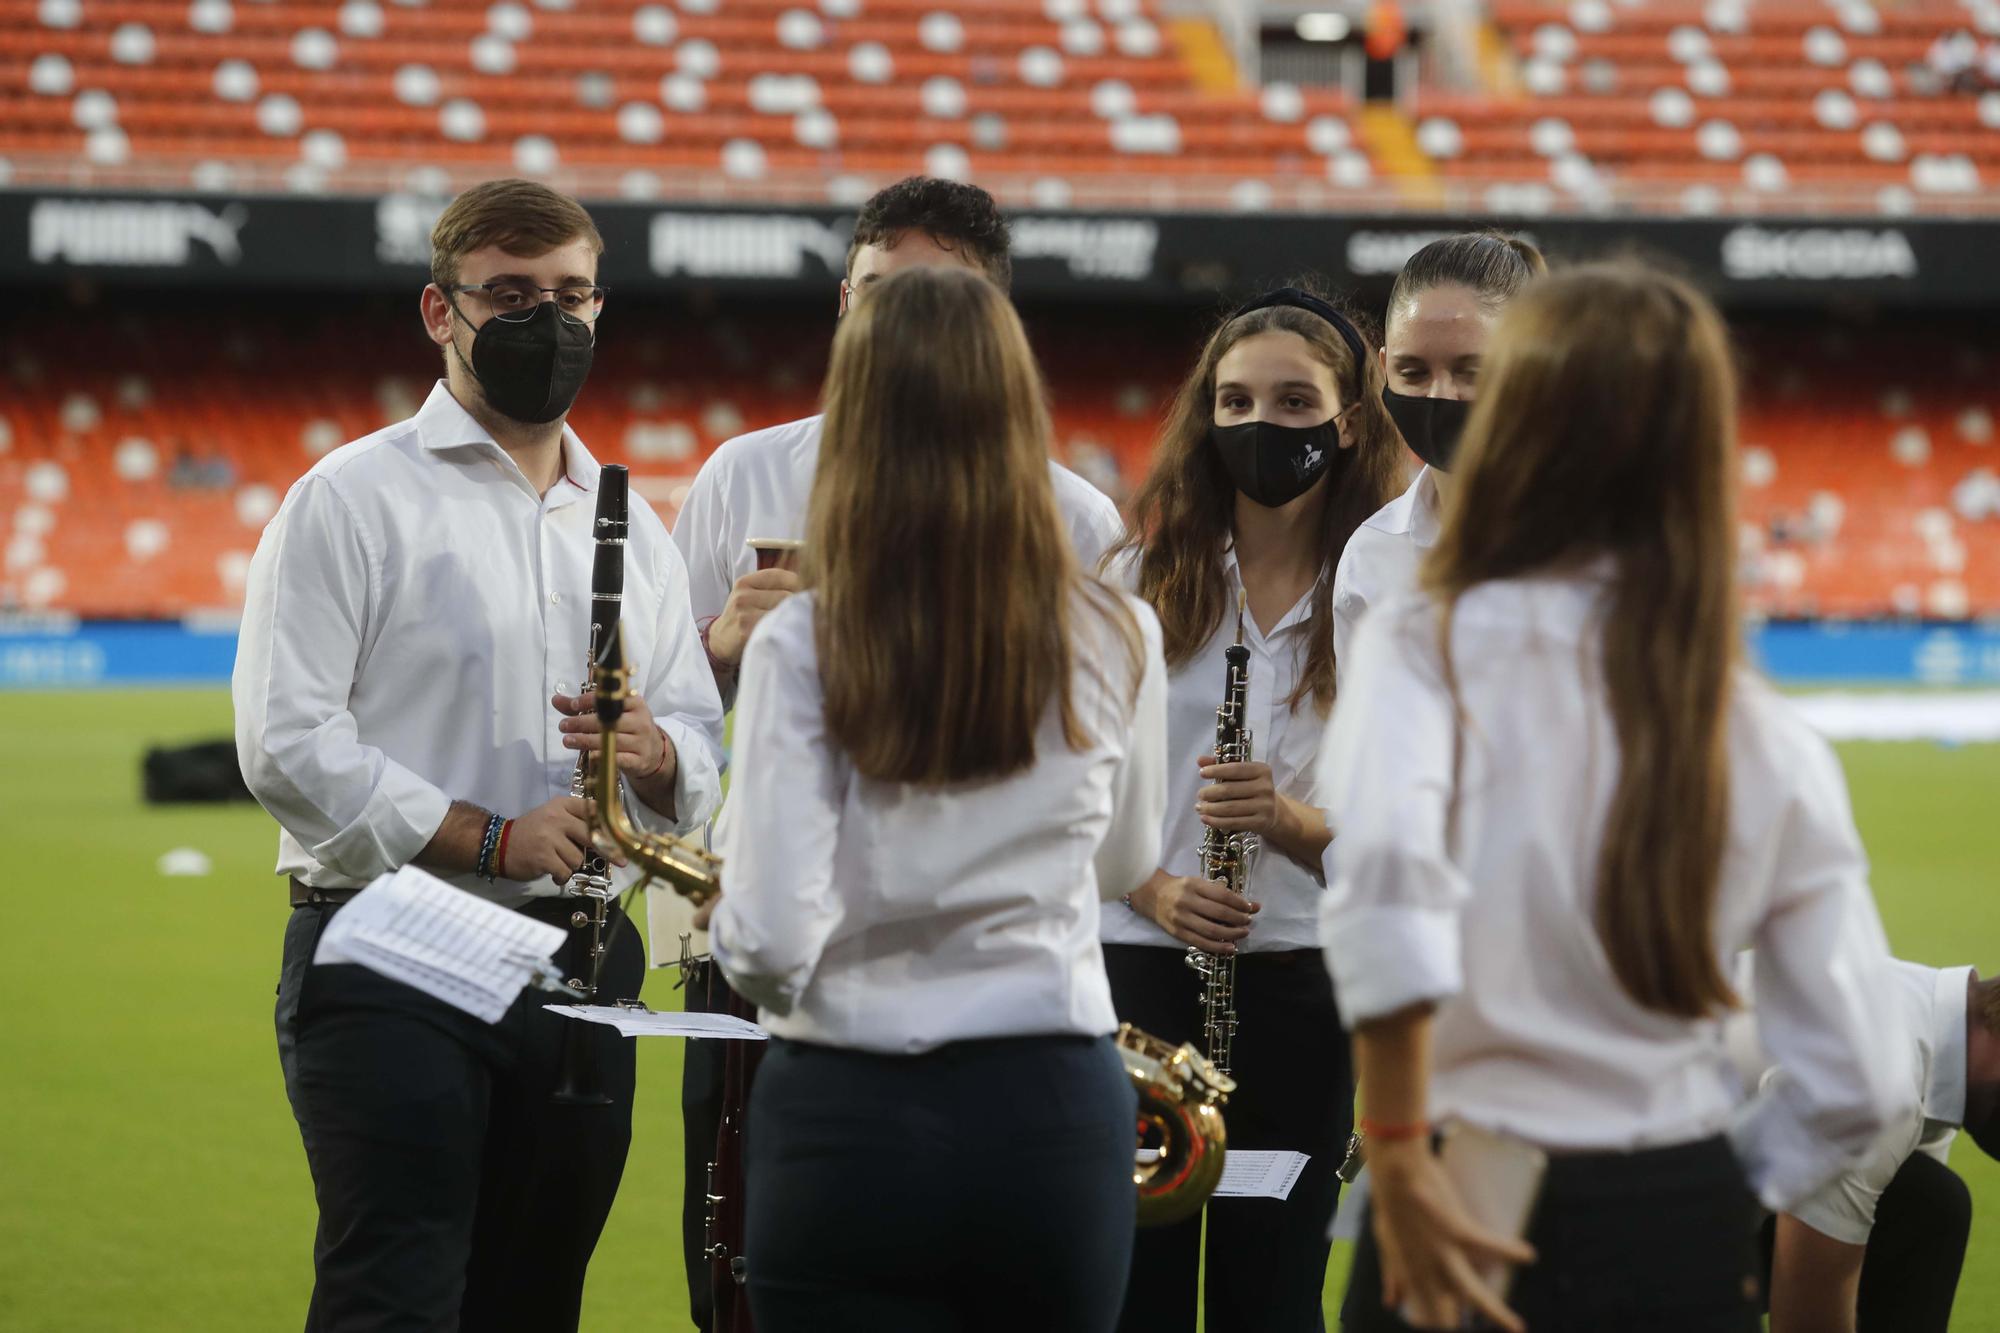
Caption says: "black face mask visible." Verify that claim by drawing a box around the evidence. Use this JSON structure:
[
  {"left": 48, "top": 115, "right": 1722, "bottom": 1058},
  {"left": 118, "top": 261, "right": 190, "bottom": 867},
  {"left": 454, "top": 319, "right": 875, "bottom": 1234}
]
[
  {"left": 1210, "top": 419, "right": 1341, "bottom": 509},
  {"left": 1381, "top": 387, "right": 1471, "bottom": 473},
  {"left": 453, "top": 300, "right": 595, "bottom": 425}
]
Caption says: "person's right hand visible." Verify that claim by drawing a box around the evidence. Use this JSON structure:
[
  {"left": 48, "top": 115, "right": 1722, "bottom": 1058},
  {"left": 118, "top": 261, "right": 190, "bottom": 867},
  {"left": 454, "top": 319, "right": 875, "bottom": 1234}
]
[
  {"left": 1132, "top": 869, "right": 1258, "bottom": 953},
  {"left": 706, "top": 569, "right": 803, "bottom": 668},
  {"left": 500, "top": 796, "right": 621, "bottom": 883},
  {"left": 1368, "top": 1138, "right": 1535, "bottom": 1333}
]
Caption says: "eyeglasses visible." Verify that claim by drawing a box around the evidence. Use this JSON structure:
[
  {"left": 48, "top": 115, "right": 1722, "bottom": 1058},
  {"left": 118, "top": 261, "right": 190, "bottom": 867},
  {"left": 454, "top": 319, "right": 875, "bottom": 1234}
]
[{"left": 448, "top": 279, "right": 608, "bottom": 324}]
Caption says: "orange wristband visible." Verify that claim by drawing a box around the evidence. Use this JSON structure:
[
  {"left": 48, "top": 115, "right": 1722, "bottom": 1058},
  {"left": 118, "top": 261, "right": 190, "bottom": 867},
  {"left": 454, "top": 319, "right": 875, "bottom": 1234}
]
[{"left": 1358, "top": 1117, "right": 1431, "bottom": 1142}]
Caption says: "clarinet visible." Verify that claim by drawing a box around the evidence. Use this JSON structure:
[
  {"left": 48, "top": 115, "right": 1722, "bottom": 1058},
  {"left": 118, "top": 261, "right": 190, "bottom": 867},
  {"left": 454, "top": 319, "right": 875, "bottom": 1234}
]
[
  {"left": 552, "top": 464, "right": 629, "bottom": 1107},
  {"left": 1184, "top": 592, "right": 1256, "bottom": 1075}
]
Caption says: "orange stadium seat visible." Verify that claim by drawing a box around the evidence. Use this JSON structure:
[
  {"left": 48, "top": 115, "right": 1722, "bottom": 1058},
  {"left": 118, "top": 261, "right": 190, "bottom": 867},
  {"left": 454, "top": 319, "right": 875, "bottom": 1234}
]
[
  {"left": 0, "top": 0, "right": 1375, "bottom": 204},
  {"left": 2, "top": 305, "right": 1996, "bottom": 619},
  {"left": 1423, "top": 0, "right": 2000, "bottom": 210}
]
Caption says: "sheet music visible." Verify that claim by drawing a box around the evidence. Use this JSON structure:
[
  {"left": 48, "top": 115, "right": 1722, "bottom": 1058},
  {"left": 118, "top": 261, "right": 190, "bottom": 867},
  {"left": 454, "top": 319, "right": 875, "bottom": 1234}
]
[
  {"left": 545, "top": 1004, "right": 769, "bottom": 1041},
  {"left": 1213, "top": 1150, "right": 1310, "bottom": 1201},
  {"left": 315, "top": 866, "right": 568, "bottom": 1024}
]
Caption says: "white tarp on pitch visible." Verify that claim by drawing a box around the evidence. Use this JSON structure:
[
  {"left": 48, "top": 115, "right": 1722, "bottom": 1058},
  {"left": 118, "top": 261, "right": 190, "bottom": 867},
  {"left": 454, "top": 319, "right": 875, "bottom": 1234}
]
[{"left": 1791, "top": 691, "right": 2000, "bottom": 743}]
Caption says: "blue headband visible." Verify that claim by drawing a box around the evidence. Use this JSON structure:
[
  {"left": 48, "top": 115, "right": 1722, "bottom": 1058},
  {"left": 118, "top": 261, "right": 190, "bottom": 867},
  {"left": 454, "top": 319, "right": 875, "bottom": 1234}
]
[{"left": 1230, "top": 287, "right": 1370, "bottom": 371}]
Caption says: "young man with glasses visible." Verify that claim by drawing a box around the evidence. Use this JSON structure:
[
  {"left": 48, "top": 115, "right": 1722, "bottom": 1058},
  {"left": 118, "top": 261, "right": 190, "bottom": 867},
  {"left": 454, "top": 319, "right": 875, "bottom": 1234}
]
[{"left": 235, "top": 178, "right": 725, "bottom": 1332}]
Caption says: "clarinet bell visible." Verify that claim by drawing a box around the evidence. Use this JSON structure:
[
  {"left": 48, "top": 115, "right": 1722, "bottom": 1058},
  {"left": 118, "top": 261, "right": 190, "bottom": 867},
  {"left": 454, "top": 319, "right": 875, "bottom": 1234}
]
[{"left": 551, "top": 1017, "right": 615, "bottom": 1108}]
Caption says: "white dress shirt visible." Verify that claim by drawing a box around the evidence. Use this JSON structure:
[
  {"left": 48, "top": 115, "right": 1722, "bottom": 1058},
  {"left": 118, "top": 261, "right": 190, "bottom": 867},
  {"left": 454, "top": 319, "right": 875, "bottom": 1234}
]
[
  {"left": 1100, "top": 547, "right": 1330, "bottom": 953},
  {"left": 234, "top": 382, "right": 726, "bottom": 905},
  {"left": 1318, "top": 572, "right": 1910, "bottom": 1209},
  {"left": 1741, "top": 960, "right": 1970, "bottom": 1244},
  {"left": 1330, "top": 466, "right": 1441, "bottom": 689},
  {"left": 708, "top": 589, "right": 1169, "bottom": 1054},
  {"left": 672, "top": 413, "right": 1125, "bottom": 655}
]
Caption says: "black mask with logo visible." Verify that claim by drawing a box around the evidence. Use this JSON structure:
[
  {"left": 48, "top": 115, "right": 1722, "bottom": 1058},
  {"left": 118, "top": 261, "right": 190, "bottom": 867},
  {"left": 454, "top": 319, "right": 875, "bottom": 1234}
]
[
  {"left": 1381, "top": 387, "right": 1472, "bottom": 473},
  {"left": 1210, "top": 419, "right": 1342, "bottom": 509},
  {"left": 453, "top": 300, "right": 596, "bottom": 425}
]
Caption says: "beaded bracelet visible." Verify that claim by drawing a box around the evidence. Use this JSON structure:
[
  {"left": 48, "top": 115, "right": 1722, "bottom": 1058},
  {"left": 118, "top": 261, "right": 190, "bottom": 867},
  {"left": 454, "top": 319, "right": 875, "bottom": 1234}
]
[
  {"left": 476, "top": 812, "right": 505, "bottom": 881},
  {"left": 492, "top": 818, "right": 515, "bottom": 881}
]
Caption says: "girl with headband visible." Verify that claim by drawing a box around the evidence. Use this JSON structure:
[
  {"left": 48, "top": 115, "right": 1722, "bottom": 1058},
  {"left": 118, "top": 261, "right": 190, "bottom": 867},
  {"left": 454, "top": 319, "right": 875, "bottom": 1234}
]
[{"left": 1100, "top": 284, "right": 1404, "bottom": 1332}]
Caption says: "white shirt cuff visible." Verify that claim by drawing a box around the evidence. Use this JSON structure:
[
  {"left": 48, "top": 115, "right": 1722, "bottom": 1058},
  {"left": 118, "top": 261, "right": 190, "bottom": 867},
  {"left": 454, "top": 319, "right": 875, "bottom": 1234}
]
[
  {"left": 1730, "top": 1076, "right": 1869, "bottom": 1213},
  {"left": 1321, "top": 899, "right": 1462, "bottom": 1025},
  {"left": 311, "top": 765, "right": 452, "bottom": 882},
  {"left": 634, "top": 716, "right": 722, "bottom": 835}
]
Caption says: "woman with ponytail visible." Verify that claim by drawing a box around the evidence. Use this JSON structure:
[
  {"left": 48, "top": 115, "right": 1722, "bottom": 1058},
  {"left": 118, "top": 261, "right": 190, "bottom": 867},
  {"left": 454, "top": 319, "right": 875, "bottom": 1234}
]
[
  {"left": 1318, "top": 263, "right": 1910, "bottom": 1331},
  {"left": 1332, "top": 231, "right": 1544, "bottom": 680}
]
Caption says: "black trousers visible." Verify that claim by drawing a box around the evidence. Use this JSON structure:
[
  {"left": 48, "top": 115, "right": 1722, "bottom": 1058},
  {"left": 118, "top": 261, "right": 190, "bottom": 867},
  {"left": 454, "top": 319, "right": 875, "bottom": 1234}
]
[
  {"left": 1758, "top": 1149, "right": 1973, "bottom": 1333},
  {"left": 275, "top": 896, "right": 643, "bottom": 1333},
  {"left": 1344, "top": 1135, "right": 1761, "bottom": 1333},
  {"left": 679, "top": 960, "right": 744, "bottom": 1332},
  {"left": 1103, "top": 943, "right": 1354, "bottom": 1333},
  {"left": 743, "top": 1033, "right": 1139, "bottom": 1333}
]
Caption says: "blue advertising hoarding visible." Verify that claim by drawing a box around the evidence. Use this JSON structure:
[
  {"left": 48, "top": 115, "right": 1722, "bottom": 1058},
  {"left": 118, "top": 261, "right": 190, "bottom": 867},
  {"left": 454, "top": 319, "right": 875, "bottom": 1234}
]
[{"left": 4, "top": 618, "right": 2000, "bottom": 690}]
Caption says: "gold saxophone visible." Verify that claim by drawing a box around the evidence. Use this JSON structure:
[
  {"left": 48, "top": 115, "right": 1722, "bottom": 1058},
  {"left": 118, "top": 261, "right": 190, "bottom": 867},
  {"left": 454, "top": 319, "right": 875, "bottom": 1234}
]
[
  {"left": 1117, "top": 1023, "right": 1235, "bottom": 1226},
  {"left": 588, "top": 635, "right": 722, "bottom": 906}
]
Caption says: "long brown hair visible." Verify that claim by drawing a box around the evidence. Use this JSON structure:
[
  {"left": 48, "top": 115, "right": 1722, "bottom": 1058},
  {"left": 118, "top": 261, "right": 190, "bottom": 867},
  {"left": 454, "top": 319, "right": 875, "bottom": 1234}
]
[
  {"left": 1423, "top": 262, "right": 1741, "bottom": 1019},
  {"left": 808, "top": 265, "right": 1141, "bottom": 784},
  {"left": 1109, "top": 290, "right": 1403, "bottom": 713}
]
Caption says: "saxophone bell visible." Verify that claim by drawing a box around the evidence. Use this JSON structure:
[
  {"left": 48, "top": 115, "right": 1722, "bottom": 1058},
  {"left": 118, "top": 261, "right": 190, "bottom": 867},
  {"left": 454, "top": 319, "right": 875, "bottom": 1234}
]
[{"left": 1116, "top": 1023, "right": 1234, "bottom": 1227}]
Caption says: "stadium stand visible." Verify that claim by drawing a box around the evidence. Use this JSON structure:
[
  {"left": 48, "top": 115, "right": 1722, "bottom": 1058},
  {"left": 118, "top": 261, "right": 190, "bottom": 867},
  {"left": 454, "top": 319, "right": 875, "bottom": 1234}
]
[
  {"left": 1420, "top": 0, "right": 2000, "bottom": 213},
  {"left": 1, "top": 303, "right": 1995, "bottom": 618},
  {"left": 4, "top": 0, "right": 1997, "bottom": 619},
  {"left": 3, "top": 0, "right": 1378, "bottom": 209},
  {"left": 6, "top": 0, "right": 1999, "bottom": 210}
]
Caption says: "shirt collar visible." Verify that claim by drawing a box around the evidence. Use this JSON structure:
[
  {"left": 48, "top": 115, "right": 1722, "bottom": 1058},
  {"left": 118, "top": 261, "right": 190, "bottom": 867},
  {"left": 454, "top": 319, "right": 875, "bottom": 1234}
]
[
  {"left": 1219, "top": 544, "right": 1316, "bottom": 639},
  {"left": 413, "top": 380, "right": 600, "bottom": 499},
  {"left": 1410, "top": 466, "right": 1443, "bottom": 543},
  {"left": 1929, "top": 965, "right": 1973, "bottom": 1125}
]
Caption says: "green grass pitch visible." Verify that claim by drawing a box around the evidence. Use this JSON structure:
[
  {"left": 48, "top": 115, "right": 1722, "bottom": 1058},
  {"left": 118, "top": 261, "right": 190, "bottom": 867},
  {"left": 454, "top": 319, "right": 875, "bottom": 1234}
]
[{"left": 1, "top": 688, "right": 1994, "bottom": 1331}]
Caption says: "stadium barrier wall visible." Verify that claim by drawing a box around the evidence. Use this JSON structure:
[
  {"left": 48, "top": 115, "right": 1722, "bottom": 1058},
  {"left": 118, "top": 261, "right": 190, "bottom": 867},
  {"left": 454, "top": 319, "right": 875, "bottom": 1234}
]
[
  {"left": 9, "top": 189, "right": 1998, "bottom": 309},
  {"left": 4, "top": 618, "right": 2000, "bottom": 690}
]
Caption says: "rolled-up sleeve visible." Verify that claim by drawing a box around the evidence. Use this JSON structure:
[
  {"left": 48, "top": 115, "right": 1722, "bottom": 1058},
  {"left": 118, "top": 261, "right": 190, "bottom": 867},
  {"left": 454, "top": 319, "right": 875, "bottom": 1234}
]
[
  {"left": 707, "top": 599, "right": 845, "bottom": 1015},
  {"left": 631, "top": 537, "right": 726, "bottom": 834},
  {"left": 1093, "top": 603, "right": 1167, "bottom": 901},
  {"left": 1317, "top": 600, "right": 1469, "bottom": 1024},
  {"left": 232, "top": 475, "right": 451, "bottom": 883},
  {"left": 1731, "top": 734, "right": 1911, "bottom": 1210}
]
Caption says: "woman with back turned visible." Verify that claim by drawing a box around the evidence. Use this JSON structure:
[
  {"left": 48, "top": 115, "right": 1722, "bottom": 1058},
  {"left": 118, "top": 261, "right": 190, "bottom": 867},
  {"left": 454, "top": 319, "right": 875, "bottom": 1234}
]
[
  {"left": 705, "top": 264, "right": 1169, "bottom": 1332},
  {"left": 1320, "top": 263, "right": 1911, "bottom": 1332}
]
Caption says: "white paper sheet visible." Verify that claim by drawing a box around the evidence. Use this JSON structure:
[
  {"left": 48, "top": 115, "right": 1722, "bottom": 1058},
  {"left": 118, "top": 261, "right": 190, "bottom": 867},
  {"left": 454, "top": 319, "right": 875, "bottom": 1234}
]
[
  {"left": 314, "top": 865, "right": 567, "bottom": 1024},
  {"left": 545, "top": 1004, "right": 769, "bottom": 1040},
  {"left": 1213, "top": 1149, "right": 1310, "bottom": 1201}
]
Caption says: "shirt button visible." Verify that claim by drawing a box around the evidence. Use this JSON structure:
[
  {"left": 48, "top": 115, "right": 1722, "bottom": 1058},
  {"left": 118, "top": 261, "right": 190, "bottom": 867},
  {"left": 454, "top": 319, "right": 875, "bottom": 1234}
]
[{"left": 550, "top": 592, "right": 561, "bottom": 604}]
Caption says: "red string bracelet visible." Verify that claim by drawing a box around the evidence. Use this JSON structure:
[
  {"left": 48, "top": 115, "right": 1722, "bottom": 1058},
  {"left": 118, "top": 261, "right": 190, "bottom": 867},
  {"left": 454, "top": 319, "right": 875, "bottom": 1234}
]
[
  {"left": 1358, "top": 1117, "right": 1431, "bottom": 1143},
  {"left": 696, "top": 616, "right": 735, "bottom": 677},
  {"left": 493, "top": 819, "right": 515, "bottom": 880},
  {"left": 642, "top": 726, "right": 672, "bottom": 779}
]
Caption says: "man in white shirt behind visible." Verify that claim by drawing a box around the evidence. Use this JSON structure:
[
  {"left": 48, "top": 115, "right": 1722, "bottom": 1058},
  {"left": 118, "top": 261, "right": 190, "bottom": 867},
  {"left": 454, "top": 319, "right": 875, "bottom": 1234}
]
[
  {"left": 1755, "top": 959, "right": 2000, "bottom": 1333},
  {"left": 234, "top": 179, "right": 725, "bottom": 1332},
  {"left": 677, "top": 175, "right": 1123, "bottom": 699},
  {"left": 664, "top": 174, "right": 1124, "bottom": 1332}
]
